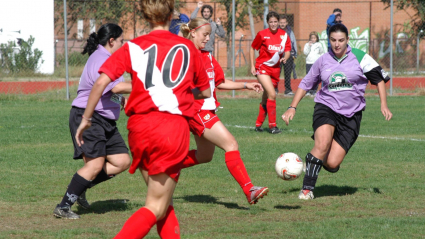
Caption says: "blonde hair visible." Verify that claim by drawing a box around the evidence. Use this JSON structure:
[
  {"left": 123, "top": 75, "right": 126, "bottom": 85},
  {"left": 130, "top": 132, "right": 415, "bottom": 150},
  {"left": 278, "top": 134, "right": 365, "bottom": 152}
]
[
  {"left": 140, "top": 0, "right": 174, "bottom": 24},
  {"left": 180, "top": 17, "right": 210, "bottom": 39}
]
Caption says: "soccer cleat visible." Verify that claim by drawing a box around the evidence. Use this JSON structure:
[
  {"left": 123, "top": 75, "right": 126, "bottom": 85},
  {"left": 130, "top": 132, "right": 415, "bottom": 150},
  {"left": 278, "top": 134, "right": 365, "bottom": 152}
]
[
  {"left": 284, "top": 91, "right": 294, "bottom": 96},
  {"left": 247, "top": 186, "right": 269, "bottom": 205},
  {"left": 255, "top": 126, "right": 264, "bottom": 132},
  {"left": 298, "top": 189, "right": 314, "bottom": 200},
  {"left": 53, "top": 204, "right": 80, "bottom": 219},
  {"left": 76, "top": 190, "right": 90, "bottom": 209},
  {"left": 269, "top": 127, "right": 282, "bottom": 134}
]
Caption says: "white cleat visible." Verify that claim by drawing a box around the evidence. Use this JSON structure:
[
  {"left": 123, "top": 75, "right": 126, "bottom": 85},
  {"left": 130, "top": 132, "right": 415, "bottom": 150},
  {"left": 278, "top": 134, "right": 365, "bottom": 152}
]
[{"left": 298, "top": 189, "right": 314, "bottom": 200}]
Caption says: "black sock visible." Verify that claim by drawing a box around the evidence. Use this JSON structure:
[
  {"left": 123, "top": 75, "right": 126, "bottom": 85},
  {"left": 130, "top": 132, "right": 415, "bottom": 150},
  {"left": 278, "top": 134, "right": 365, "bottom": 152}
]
[
  {"left": 89, "top": 169, "right": 115, "bottom": 188},
  {"left": 59, "top": 173, "right": 91, "bottom": 207},
  {"left": 302, "top": 153, "right": 323, "bottom": 191}
]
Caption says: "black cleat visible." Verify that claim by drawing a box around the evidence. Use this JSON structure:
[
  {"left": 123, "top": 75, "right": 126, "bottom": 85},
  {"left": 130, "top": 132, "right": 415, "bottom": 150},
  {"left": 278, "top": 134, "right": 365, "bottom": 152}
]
[
  {"left": 53, "top": 204, "right": 80, "bottom": 219},
  {"left": 255, "top": 126, "right": 264, "bottom": 132},
  {"left": 269, "top": 127, "right": 282, "bottom": 134},
  {"left": 76, "top": 191, "right": 90, "bottom": 209}
]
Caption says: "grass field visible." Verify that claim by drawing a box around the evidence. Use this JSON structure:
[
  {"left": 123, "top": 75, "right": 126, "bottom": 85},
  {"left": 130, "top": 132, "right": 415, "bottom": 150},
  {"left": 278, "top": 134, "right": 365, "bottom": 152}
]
[{"left": 0, "top": 93, "right": 424, "bottom": 238}]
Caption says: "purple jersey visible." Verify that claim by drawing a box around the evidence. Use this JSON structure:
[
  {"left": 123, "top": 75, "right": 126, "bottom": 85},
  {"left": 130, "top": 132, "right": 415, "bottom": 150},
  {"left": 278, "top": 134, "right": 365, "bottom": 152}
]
[
  {"left": 299, "top": 46, "right": 389, "bottom": 117},
  {"left": 72, "top": 45, "right": 125, "bottom": 120}
]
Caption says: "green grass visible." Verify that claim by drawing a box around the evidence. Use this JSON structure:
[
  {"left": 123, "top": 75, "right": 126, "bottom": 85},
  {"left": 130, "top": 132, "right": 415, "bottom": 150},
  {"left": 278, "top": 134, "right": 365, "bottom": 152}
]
[{"left": 0, "top": 95, "right": 424, "bottom": 238}]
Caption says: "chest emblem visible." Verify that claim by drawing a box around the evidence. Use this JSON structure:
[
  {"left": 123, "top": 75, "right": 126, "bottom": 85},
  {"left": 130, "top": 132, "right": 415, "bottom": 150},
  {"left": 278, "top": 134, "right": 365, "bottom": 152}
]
[{"left": 328, "top": 71, "right": 353, "bottom": 91}]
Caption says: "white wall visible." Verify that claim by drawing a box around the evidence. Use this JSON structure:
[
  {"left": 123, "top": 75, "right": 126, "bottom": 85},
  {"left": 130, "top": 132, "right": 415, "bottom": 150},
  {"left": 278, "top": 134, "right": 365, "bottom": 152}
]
[{"left": 0, "top": 0, "right": 54, "bottom": 74}]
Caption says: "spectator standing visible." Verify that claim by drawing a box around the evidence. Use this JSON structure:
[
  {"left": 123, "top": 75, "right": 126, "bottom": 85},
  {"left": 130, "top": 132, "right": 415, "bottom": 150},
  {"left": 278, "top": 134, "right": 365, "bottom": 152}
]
[
  {"left": 190, "top": 1, "right": 225, "bottom": 53},
  {"left": 326, "top": 8, "right": 342, "bottom": 51},
  {"left": 279, "top": 15, "right": 297, "bottom": 96},
  {"left": 169, "top": 9, "right": 190, "bottom": 36},
  {"left": 303, "top": 31, "right": 324, "bottom": 96}
]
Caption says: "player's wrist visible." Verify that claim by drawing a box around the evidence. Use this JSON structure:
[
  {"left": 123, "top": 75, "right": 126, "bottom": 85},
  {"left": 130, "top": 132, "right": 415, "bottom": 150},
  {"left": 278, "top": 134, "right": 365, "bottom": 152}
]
[
  {"left": 243, "top": 82, "right": 247, "bottom": 89},
  {"left": 82, "top": 115, "right": 92, "bottom": 121},
  {"left": 287, "top": 106, "right": 296, "bottom": 111}
]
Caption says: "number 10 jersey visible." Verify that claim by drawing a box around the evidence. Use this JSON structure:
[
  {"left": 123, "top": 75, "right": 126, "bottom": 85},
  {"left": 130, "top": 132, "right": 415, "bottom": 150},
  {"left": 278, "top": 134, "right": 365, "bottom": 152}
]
[{"left": 99, "top": 30, "right": 210, "bottom": 118}]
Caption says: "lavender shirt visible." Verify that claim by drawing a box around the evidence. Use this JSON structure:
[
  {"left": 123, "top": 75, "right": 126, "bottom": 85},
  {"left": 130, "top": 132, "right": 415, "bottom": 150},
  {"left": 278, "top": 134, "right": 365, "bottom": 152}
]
[
  {"left": 72, "top": 45, "right": 124, "bottom": 120},
  {"left": 298, "top": 46, "right": 368, "bottom": 117}
]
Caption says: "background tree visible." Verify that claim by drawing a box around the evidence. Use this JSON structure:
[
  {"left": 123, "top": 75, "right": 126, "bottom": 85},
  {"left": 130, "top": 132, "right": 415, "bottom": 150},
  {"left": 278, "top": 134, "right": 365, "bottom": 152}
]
[{"left": 381, "top": 0, "right": 425, "bottom": 36}]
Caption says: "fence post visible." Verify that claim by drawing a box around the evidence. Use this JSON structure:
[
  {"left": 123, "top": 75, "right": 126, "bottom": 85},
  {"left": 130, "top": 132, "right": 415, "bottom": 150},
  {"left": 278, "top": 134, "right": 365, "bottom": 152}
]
[
  {"left": 417, "top": 30, "right": 423, "bottom": 74},
  {"left": 232, "top": 0, "right": 235, "bottom": 98},
  {"left": 64, "top": 0, "right": 70, "bottom": 100},
  {"left": 389, "top": 0, "right": 393, "bottom": 96}
]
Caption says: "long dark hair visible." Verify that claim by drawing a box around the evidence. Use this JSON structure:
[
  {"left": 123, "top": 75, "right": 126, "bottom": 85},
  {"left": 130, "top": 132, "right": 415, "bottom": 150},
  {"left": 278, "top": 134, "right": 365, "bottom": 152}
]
[
  {"left": 82, "top": 23, "right": 123, "bottom": 56},
  {"left": 266, "top": 11, "right": 280, "bottom": 22}
]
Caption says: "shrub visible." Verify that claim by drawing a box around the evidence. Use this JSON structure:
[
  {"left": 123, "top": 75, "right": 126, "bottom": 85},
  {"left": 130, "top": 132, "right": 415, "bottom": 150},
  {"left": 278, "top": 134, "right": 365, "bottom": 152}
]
[{"left": 0, "top": 36, "right": 43, "bottom": 74}]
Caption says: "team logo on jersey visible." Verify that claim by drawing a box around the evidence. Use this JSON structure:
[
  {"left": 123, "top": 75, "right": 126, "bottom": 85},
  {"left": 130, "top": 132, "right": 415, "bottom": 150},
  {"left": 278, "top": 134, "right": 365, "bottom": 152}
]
[
  {"left": 264, "top": 36, "right": 270, "bottom": 39},
  {"left": 203, "top": 114, "right": 211, "bottom": 120},
  {"left": 268, "top": 44, "right": 282, "bottom": 52},
  {"left": 328, "top": 71, "right": 353, "bottom": 91},
  {"left": 280, "top": 35, "right": 284, "bottom": 39},
  {"left": 262, "top": 70, "right": 266, "bottom": 73},
  {"left": 206, "top": 68, "right": 215, "bottom": 79}
]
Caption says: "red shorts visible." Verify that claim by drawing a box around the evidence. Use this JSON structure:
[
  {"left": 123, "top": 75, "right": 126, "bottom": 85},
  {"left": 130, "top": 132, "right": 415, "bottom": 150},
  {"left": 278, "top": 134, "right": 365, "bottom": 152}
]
[
  {"left": 188, "top": 110, "right": 220, "bottom": 137},
  {"left": 256, "top": 64, "right": 280, "bottom": 88},
  {"left": 127, "top": 112, "right": 190, "bottom": 182}
]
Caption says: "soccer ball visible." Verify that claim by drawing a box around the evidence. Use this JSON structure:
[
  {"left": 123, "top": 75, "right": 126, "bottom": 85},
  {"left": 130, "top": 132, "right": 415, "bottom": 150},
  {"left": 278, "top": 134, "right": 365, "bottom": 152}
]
[{"left": 275, "top": 152, "right": 304, "bottom": 181}]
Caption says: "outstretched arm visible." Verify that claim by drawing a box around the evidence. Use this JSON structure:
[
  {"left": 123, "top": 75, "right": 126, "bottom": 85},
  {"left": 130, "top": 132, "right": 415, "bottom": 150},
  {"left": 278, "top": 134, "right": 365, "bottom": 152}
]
[
  {"left": 281, "top": 87, "right": 307, "bottom": 126},
  {"left": 376, "top": 81, "right": 392, "bottom": 121},
  {"left": 217, "top": 79, "right": 263, "bottom": 93}
]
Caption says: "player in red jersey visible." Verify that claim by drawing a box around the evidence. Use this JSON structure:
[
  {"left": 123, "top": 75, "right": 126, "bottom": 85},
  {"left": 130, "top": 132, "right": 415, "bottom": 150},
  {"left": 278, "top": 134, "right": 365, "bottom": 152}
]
[
  {"left": 250, "top": 11, "right": 291, "bottom": 134},
  {"left": 74, "top": 1, "right": 211, "bottom": 238},
  {"left": 180, "top": 18, "right": 269, "bottom": 205}
]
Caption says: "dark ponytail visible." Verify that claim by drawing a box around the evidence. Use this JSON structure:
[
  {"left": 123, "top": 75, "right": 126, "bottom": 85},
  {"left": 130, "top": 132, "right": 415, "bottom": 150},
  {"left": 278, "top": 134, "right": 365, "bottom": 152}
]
[{"left": 82, "top": 23, "right": 123, "bottom": 56}]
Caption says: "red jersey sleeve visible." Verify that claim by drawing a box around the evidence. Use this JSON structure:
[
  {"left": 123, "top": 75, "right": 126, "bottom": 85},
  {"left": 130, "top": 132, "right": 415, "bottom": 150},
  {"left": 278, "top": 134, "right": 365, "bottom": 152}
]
[
  {"left": 99, "top": 43, "right": 132, "bottom": 81},
  {"left": 251, "top": 31, "right": 263, "bottom": 51},
  {"left": 192, "top": 50, "right": 210, "bottom": 91},
  {"left": 284, "top": 33, "right": 291, "bottom": 52},
  {"left": 212, "top": 56, "right": 225, "bottom": 86}
]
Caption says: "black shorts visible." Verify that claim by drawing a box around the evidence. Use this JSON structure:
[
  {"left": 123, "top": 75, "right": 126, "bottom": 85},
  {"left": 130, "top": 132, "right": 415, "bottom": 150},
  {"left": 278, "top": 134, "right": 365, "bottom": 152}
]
[
  {"left": 312, "top": 103, "right": 362, "bottom": 153},
  {"left": 69, "top": 107, "right": 128, "bottom": 159}
]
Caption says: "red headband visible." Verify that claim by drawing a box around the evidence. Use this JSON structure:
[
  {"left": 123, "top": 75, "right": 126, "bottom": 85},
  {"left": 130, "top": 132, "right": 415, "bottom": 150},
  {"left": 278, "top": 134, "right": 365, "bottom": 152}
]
[{"left": 193, "top": 23, "right": 211, "bottom": 31}]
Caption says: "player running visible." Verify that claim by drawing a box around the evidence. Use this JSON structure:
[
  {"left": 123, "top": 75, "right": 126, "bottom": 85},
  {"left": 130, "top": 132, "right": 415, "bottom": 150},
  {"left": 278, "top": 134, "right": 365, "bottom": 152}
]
[
  {"left": 74, "top": 0, "right": 211, "bottom": 237},
  {"left": 180, "top": 18, "right": 269, "bottom": 205},
  {"left": 282, "top": 23, "right": 392, "bottom": 200},
  {"left": 250, "top": 11, "right": 291, "bottom": 134},
  {"left": 53, "top": 23, "right": 131, "bottom": 219}
]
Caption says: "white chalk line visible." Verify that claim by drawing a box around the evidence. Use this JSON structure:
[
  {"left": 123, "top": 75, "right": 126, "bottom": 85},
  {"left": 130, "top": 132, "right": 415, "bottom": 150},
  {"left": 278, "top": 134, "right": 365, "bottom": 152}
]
[{"left": 225, "top": 124, "right": 425, "bottom": 142}]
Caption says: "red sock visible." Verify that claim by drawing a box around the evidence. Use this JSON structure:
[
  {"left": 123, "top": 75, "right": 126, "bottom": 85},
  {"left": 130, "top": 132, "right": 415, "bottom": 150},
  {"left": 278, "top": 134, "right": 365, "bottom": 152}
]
[
  {"left": 225, "top": 151, "right": 253, "bottom": 195},
  {"left": 266, "top": 99, "right": 277, "bottom": 128},
  {"left": 255, "top": 104, "right": 267, "bottom": 127},
  {"left": 114, "top": 207, "right": 157, "bottom": 239},
  {"left": 181, "top": 150, "right": 199, "bottom": 169},
  {"left": 157, "top": 205, "right": 180, "bottom": 239}
]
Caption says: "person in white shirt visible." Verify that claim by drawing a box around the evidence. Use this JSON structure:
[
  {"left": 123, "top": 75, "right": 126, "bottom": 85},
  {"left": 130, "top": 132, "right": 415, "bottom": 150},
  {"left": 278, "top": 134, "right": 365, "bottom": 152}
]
[{"left": 303, "top": 31, "right": 324, "bottom": 96}]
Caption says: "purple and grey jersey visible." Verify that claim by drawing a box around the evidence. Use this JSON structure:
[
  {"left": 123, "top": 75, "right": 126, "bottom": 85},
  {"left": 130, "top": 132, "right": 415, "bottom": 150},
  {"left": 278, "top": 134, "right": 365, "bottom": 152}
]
[
  {"left": 72, "top": 45, "right": 125, "bottom": 121},
  {"left": 298, "top": 46, "right": 389, "bottom": 117}
]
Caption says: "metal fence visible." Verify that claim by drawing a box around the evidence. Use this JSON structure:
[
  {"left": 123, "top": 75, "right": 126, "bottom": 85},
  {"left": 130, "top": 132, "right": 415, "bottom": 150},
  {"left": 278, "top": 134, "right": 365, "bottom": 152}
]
[{"left": 0, "top": 0, "right": 424, "bottom": 97}]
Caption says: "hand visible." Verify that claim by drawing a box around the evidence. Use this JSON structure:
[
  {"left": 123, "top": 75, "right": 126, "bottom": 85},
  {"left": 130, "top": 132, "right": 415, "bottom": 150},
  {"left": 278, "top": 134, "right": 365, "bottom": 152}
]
[
  {"left": 197, "top": 1, "right": 203, "bottom": 8},
  {"left": 281, "top": 108, "right": 296, "bottom": 126},
  {"left": 251, "top": 66, "right": 257, "bottom": 76},
  {"left": 280, "top": 57, "right": 288, "bottom": 64},
  {"left": 216, "top": 18, "right": 221, "bottom": 25},
  {"left": 381, "top": 105, "right": 393, "bottom": 121},
  {"left": 308, "top": 41, "right": 313, "bottom": 45},
  {"left": 246, "top": 82, "right": 263, "bottom": 93},
  {"left": 75, "top": 118, "right": 92, "bottom": 147}
]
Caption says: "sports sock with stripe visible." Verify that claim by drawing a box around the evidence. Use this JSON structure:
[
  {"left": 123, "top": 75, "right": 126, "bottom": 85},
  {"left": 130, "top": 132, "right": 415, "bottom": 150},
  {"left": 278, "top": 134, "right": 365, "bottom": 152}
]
[
  {"left": 59, "top": 173, "right": 91, "bottom": 207},
  {"left": 302, "top": 153, "right": 323, "bottom": 191}
]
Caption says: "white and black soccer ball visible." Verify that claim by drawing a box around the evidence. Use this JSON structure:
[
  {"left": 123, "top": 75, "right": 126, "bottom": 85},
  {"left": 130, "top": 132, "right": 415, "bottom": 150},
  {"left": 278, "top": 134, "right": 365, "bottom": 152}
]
[{"left": 275, "top": 152, "right": 304, "bottom": 181}]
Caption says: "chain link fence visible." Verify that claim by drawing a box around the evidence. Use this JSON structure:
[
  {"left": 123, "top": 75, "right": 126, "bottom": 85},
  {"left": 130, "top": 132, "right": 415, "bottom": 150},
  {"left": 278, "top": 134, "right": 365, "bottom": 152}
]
[{"left": 1, "top": 0, "right": 424, "bottom": 98}]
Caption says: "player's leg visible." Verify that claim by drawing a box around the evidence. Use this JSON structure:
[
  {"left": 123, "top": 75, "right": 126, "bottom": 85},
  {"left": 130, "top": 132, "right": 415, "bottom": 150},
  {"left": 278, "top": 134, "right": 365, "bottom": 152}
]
[
  {"left": 322, "top": 140, "right": 346, "bottom": 173},
  {"left": 299, "top": 124, "right": 334, "bottom": 200},
  {"left": 257, "top": 74, "right": 279, "bottom": 133},
  {"left": 255, "top": 91, "right": 268, "bottom": 131},
  {"left": 54, "top": 156, "right": 105, "bottom": 218},
  {"left": 203, "top": 121, "right": 269, "bottom": 204},
  {"left": 115, "top": 171, "right": 177, "bottom": 239}
]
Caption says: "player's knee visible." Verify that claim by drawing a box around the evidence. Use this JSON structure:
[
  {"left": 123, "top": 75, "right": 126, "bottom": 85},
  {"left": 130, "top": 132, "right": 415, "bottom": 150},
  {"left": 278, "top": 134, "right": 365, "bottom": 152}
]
[
  {"left": 268, "top": 92, "right": 276, "bottom": 100},
  {"left": 117, "top": 156, "right": 131, "bottom": 171},
  {"left": 315, "top": 141, "right": 331, "bottom": 154},
  {"left": 225, "top": 139, "right": 238, "bottom": 152}
]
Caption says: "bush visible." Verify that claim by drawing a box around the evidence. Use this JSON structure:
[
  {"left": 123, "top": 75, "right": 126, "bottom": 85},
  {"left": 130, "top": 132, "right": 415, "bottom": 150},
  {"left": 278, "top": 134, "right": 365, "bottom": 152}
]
[
  {"left": 0, "top": 36, "right": 43, "bottom": 74},
  {"left": 56, "top": 51, "right": 88, "bottom": 67}
]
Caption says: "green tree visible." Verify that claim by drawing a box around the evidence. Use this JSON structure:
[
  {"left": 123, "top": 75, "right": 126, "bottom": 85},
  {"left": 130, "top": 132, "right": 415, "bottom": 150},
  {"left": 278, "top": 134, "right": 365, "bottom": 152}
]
[{"left": 381, "top": 0, "right": 425, "bottom": 35}]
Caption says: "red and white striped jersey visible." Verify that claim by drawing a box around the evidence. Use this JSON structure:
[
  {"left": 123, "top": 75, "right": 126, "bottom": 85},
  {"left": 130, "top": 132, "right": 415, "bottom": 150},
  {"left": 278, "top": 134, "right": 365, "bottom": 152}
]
[
  {"left": 99, "top": 30, "right": 210, "bottom": 118},
  {"left": 251, "top": 28, "right": 291, "bottom": 68},
  {"left": 194, "top": 50, "right": 225, "bottom": 111}
]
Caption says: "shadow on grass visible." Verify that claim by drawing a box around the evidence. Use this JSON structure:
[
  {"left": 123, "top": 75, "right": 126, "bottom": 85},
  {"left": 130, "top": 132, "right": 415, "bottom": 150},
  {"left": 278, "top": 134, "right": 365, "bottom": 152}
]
[
  {"left": 313, "top": 184, "right": 358, "bottom": 198},
  {"left": 76, "top": 199, "right": 135, "bottom": 215},
  {"left": 178, "top": 194, "right": 249, "bottom": 210},
  {"left": 274, "top": 205, "right": 302, "bottom": 210}
]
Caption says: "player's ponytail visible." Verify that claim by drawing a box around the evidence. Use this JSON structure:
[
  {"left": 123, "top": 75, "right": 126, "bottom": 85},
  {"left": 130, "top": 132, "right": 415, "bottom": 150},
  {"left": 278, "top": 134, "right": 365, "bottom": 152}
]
[
  {"left": 180, "top": 17, "right": 209, "bottom": 39},
  {"left": 82, "top": 23, "right": 123, "bottom": 56}
]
